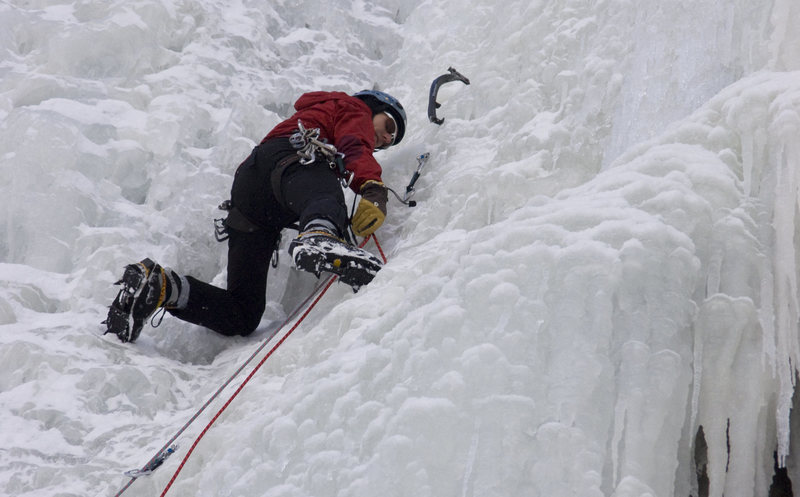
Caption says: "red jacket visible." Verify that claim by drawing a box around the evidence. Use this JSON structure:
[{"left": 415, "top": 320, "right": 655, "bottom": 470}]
[{"left": 262, "top": 91, "right": 382, "bottom": 192}]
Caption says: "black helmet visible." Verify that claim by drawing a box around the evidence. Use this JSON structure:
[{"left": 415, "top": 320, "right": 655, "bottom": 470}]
[{"left": 353, "top": 90, "right": 407, "bottom": 146}]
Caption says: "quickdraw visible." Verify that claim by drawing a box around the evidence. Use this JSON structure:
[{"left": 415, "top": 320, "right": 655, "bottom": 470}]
[
  {"left": 123, "top": 445, "right": 178, "bottom": 478},
  {"left": 290, "top": 120, "right": 353, "bottom": 188}
]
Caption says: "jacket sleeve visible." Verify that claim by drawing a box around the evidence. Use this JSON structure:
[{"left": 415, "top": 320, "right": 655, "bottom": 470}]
[{"left": 331, "top": 101, "right": 383, "bottom": 193}]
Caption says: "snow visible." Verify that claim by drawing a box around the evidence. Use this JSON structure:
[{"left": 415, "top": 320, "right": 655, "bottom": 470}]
[{"left": 1, "top": 0, "right": 799, "bottom": 496}]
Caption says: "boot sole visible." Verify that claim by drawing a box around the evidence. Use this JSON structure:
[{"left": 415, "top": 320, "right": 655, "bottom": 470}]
[
  {"left": 293, "top": 248, "right": 381, "bottom": 291},
  {"left": 103, "top": 261, "right": 154, "bottom": 343}
]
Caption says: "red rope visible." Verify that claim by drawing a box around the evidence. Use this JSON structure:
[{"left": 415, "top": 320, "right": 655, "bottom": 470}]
[
  {"left": 372, "top": 234, "right": 388, "bottom": 263},
  {"left": 114, "top": 270, "right": 335, "bottom": 497},
  {"left": 156, "top": 235, "right": 383, "bottom": 497},
  {"left": 158, "top": 275, "right": 336, "bottom": 496}
]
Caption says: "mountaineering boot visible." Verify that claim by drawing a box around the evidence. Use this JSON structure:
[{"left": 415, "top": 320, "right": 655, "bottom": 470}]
[
  {"left": 288, "top": 220, "right": 382, "bottom": 291},
  {"left": 103, "top": 258, "right": 188, "bottom": 343}
]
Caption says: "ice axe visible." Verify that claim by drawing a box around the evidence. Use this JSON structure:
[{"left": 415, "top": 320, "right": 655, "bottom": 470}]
[
  {"left": 427, "top": 67, "right": 470, "bottom": 125},
  {"left": 386, "top": 68, "right": 469, "bottom": 207},
  {"left": 387, "top": 152, "right": 430, "bottom": 208}
]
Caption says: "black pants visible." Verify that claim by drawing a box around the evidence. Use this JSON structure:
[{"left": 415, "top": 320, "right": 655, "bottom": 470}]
[{"left": 169, "top": 138, "right": 348, "bottom": 336}]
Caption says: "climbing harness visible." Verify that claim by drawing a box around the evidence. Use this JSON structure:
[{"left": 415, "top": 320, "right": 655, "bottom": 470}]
[
  {"left": 112, "top": 235, "right": 386, "bottom": 497},
  {"left": 214, "top": 120, "right": 353, "bottom": 247},
  {"left": 213, "top": 200, "right": 283, "bottom": 267},
  {"left": 427, "top": 67, "right": 470, "bottom": 125},
  {"left": 290, "top": 120, "right": 353, "bottom": 188}
]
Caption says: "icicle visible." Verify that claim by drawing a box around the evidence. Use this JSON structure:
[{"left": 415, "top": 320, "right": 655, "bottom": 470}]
[{"left": 772, "top": 132, "right": 800, "bottom": 464}]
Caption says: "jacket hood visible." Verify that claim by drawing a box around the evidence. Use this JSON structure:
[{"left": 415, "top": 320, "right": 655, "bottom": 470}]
[{"left": 294, "top": 91, "right": 363, "bottom": 111}]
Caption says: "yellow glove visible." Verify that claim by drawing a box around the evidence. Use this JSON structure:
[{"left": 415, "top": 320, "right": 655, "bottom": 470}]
[{"left": 352, "top": 181, "right": 388, "bottom": 237}]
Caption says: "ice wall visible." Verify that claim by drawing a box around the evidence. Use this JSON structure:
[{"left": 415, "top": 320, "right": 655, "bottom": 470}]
[
  {"left": 1, "top": 1, "right": 800, "bottom": 497},
  {"left": 608, "top": 70, "right": 800, "bottom": 497}
]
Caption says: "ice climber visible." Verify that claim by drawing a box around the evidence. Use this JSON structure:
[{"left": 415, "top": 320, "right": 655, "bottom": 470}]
[{"left": 104, "top": 90, "right": 407, "bottom": 342}]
